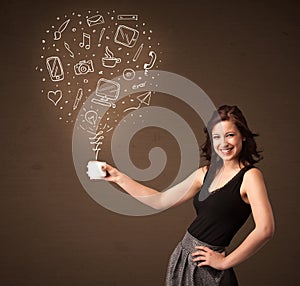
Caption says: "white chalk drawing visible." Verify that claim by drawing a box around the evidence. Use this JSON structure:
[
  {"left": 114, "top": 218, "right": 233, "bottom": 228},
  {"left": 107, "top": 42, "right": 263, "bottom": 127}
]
[
  {"left": 74, "top": 59, "right": 94, "bottom": 75},
  {"left": 73, "top": 88, "right": 83, "bottom": 110},
  {"left": 54, "top": 19, "right": 70, "bottom": 40},
  {"left": 46, "top": 56, "right": 64, "bottom": 81},
  {"left": 88, "top": 130, "right": 104, "bottom": 159},
  {"left": 114, "top": 25, "right": 139, "bottom": 48},
  {"left": 117, "top": 14, "right": 138, "bottom": 21},
  {"left": 123, "top": 68, "right": 135, "bottom": 80},
  {"left": 63, "top": 41, "right": 74, "bottom": 58},
  {"left": 86, "top": 14, "right": 105, "bottom": 27},
  {"left": 92, "top": 78, "right": 120, "bottom": 108},
  {"left": 84, "top": 110, "right": 98, "bottom": 127},
  {"left": 47, "top": 89, "right": 63, "bottom": 106},
  {"left": 79, "top": 32, "right": 91, "bottom": 49},
  {"left": 133, "top": 43, "right": 144, "bottom": 62},
  {"left": 144, "top": 50, "right": 157, "bottom": 70},
  {"left": 38, "top": 10, "right": 162, "bottom": 123},
  {"left": 102, "top": 46, "right": 121, "bottom": 68},
  {"left": 123, "top": 91, "right": 151, "bottom": 112},
  {"left": 137, "top": 91, "right": 151, "bottom": 106},
  {"left": 132, "top": 81, "right": 147, "bottom": 90},
  {"left": 98, "top": 27, "right": 106, "bottom": 47}
]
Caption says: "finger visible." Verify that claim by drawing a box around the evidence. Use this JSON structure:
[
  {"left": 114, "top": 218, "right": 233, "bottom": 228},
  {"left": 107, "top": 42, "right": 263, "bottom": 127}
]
[
  {"left": 195, "top": 245, "right": 210, "bottom": 252},
  {"left": 103, "top": 163, "right": 112, "bottom": 171},
  {"left": 192, "top": 250, "right": 206, "bottom": 256},
  {"left": 197, "top": 261, "right": 209, "bottom": 267},
  {"left": 104, "top": 164, "right": 118, "bottom": 176},
  {"left": 193, "top": 255, "right": 206, "bottom": 262}
]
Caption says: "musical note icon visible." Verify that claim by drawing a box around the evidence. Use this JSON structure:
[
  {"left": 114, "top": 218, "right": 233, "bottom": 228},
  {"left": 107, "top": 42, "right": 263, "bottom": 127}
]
[{"left": 79, "top": 32, "right": 91, "bottom": 50}]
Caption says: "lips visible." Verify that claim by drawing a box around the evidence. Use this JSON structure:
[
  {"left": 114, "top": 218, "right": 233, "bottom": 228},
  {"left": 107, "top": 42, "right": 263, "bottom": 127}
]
[{"left": 220, "top": 147, "right": 233, "bottom": 155}]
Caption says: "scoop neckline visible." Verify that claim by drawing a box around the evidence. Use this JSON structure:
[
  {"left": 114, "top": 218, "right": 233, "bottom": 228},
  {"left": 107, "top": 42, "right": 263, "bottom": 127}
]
[{"left": 208, "top": 165, "right": 251, "bottom": 194}]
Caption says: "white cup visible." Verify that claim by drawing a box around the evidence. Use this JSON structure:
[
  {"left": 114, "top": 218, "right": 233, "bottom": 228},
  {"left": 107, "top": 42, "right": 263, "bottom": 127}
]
[{"left": 87, "top": 161, "right": 106, "bottom": 180}]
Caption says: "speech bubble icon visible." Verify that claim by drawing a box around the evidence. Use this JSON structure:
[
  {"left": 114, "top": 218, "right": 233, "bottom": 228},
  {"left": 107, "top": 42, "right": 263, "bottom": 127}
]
[
  {"left": 84, "top": 110, "right": 98, "bottom": 126},
  {"left": 47, "top": 90, "right": 62, "bottom": 106}
]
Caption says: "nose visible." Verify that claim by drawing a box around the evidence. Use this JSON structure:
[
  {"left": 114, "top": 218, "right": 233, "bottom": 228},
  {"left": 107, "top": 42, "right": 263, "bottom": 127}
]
[{"left": 220, "top": 136, "right": 229, "bottom": 146}]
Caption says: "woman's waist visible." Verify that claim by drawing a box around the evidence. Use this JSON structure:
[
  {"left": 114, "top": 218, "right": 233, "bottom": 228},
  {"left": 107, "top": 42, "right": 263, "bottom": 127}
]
[{"left": 180, "top": 231, "right": 225, "bottom": 253}]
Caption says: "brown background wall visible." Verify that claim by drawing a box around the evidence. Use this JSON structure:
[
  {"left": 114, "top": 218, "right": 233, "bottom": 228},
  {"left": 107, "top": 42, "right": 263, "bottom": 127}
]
[{"left": 1, "top": 0, "right": 299, "bottom": 285}]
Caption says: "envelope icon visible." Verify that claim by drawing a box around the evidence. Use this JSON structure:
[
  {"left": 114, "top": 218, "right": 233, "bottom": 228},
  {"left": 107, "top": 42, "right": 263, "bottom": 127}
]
[{"left": 86, "top": 14, "right": 105, "bottom": 27}]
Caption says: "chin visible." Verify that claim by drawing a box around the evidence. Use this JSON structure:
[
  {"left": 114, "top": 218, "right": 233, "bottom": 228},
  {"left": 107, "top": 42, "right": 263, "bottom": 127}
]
[{"left": 217, "top": 152, "right": 238, "bottom": 162}]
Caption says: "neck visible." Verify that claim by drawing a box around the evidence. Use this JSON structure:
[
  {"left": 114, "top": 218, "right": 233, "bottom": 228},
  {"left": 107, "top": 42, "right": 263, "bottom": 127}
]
[{"left": 222, "top": 159, "right": 243, "bottom": 171}]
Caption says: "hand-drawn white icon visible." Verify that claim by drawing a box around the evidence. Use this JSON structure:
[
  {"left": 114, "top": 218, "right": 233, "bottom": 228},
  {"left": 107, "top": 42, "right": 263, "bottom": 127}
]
[
  {"left": 91, "top": 78, "right": 120, "bottom": 108},
  {"left": 123, "top": 91, "right": 151, "bottom": 112},
  {"left": 102, "top": 46, "right": 121, "bottom": 68},
  {"left": 46, "top": 56, "right": 64, "bottom": 81},
  {"left": 132, "top": 81, "right": 147, "bottom": 90},
  {"left": 86, "top": 14, "right": 105, "bottom": 27},
  {"left": 117, "top": 14, "right": 138, "bottom": 21},
  {"left": 123, "top": 68, "right": 135, "bottom": 80},
  {"left": 79, "top": 32, "right": 91, "bottom": 49},
  {"left": 47, "top": 90, "right": 63, "bottom": 106},
  {"left": 98, "top": 27, "right": 106, "bottom": 47},
  {"left": 54, "top": 19, "right": 70, "bottom": 41},
  {"left": 64, "top": 41, "right": 74, "bottom": 58},
  {"left": 114, "top": 25, "right": 139, "bottom": 48},
  {"left": 88, "top": 130, "right": 104, "bottom": 159},
  {"left": 74, "top": 59, "right": 94, "bottom": 75},
  {"left": 144, "top": 51, "right": 157, "bottom": 70},
  {"left": 84, "top": 110, "right": 98, "bottom": 127},
  {"left": 133, "top": 43, "right": 144, "bottom": 62},
  {"left": 73, "top": 88, "right": 83, "bottom": 110}
]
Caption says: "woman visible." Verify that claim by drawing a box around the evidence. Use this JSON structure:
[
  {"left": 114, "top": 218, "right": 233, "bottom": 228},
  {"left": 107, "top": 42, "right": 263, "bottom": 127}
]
[{"left": 102, "top": 105, "right": 275, "bottom": 285}]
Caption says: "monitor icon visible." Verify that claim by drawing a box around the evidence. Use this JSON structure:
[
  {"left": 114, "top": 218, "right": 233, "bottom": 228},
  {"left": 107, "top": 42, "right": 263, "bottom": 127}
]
[{"left": 91, "top": 78, "right": 121, "bottom": 108}]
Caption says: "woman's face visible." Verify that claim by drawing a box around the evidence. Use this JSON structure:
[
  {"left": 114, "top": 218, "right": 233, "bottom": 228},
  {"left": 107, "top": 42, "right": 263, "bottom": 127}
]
[{"left": 211, "top": 120, "right": 244, "bottom": 162}]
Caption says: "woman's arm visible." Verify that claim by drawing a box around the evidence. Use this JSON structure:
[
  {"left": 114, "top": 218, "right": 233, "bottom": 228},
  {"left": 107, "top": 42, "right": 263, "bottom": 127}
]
[
  {"left": 192, "top": 168, "right": 275, "bottom": 270},
  {"left": 103, "top": 164, "right": 206, "bottom": 210}
]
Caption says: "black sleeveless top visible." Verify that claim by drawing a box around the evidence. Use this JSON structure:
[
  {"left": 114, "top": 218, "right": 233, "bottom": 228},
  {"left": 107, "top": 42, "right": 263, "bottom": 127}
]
[{"left": 187, "top": 165, "right": 255, "bottom": 247}]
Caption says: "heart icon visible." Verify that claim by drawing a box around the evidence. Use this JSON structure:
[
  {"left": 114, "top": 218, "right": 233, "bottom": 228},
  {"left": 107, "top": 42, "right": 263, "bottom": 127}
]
[{"left": 47, "top": 90, "right": 62, "bottom": 106}]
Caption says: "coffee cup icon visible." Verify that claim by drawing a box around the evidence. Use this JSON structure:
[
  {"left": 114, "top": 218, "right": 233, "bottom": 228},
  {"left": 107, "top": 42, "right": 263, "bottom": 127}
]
[
  {"left": 102, "top": 46, "right": 121, "bottom": 68},
  {"left": 102, "top": 57, "right": 121, "bottom": 68}
]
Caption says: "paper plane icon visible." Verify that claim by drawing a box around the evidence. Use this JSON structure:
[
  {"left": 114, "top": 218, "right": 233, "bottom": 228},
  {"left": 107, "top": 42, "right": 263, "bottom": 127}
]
[{"left": 137, "top": 91, "right": 151, "bottom": 106}]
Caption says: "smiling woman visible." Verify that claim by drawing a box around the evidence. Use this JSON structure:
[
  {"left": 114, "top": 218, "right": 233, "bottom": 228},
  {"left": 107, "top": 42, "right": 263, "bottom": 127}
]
[{"left": 102, "top": 105, "right": 275, "bottom": 286}]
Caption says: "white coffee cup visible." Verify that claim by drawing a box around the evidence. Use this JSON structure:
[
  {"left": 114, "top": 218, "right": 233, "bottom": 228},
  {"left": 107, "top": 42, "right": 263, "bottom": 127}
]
[{"left": 87, "top": 161, "right": 106, "bottom": 180}]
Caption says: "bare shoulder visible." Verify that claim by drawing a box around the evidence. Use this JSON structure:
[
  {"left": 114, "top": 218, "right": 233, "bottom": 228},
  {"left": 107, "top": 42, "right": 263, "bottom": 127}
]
[
  {"left": 242, "top": 166, "right": 267, "bottom": 199},
  {"left": 244, "top": 167, "right": 264, "bottom": 183}
]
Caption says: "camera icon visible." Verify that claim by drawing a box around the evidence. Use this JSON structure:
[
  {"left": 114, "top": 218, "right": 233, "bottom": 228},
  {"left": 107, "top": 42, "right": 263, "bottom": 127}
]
[{"left": 74, "top": 59, "right": 94, "bottom": 75}]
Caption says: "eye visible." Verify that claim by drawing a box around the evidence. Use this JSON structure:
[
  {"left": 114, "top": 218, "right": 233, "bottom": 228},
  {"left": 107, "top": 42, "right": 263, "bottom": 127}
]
[
  {"left": 226, "top": 133, "right": 235, "bottom": 137},
  {"left": 212, "top": 135, "right": 220, "bottom": 140}
]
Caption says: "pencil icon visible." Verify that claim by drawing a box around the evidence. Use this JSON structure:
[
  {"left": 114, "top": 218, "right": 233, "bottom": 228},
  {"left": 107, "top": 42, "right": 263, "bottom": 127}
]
[
  {"left": 133, "top": 43, "right": 144, "bottom": 62},
  {"left": 73, "top": 88, "right": 83, "bottom": 110}
]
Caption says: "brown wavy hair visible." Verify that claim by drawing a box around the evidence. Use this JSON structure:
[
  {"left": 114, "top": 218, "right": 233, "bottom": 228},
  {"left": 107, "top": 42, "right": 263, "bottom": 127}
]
[{"left": 201, "top": 105, "right": 263, "bottom": 170}]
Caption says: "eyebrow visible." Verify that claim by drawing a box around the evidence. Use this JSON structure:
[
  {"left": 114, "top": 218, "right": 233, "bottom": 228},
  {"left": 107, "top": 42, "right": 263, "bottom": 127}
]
[{"left": 212, "top": 131, "right": 236, "bottom": 135}]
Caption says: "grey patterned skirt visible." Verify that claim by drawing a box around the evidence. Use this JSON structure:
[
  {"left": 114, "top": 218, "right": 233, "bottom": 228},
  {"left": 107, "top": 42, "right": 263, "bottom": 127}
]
[{"left": 165, "top": 231, "right": 238, "bottom": 286}]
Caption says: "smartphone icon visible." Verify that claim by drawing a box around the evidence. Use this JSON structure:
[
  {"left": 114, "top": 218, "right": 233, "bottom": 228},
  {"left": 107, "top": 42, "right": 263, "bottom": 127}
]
[
  {"left": 46, "top": 56, "right": 64, "bottom": 82},
  {"left": 114, "top": 25, "right": 139, "bottom": 48}
]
